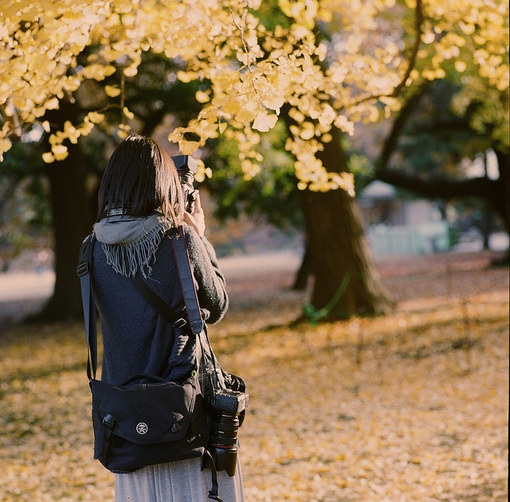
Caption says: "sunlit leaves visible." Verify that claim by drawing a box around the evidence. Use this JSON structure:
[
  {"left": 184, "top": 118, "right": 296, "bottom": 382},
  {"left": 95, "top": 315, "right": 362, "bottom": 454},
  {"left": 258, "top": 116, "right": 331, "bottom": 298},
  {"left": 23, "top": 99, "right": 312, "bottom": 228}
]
[
  {"left": 103, "top": 85, "right": 120, "bottom": 98},
  {"left": 0, "top": 0, "right": 507, "bottom": 187},
  {"left": 252, "top": 111, "right": 278, "bottom": 132}
]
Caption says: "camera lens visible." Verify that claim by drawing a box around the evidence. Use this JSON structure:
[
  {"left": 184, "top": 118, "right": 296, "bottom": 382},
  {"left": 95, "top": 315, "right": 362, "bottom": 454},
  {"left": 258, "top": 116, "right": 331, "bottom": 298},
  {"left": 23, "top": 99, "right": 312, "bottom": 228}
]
[
  {"left": 171, "top": 155, "right": 198, "bottom": 213},
  {"left": 208, "top": 411, "right": 239, "bottom": 477}
]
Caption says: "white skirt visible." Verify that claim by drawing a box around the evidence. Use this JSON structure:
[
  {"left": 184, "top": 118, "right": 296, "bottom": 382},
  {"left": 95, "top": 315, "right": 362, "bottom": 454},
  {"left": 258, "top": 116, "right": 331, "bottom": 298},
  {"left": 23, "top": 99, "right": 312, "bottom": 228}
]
[{"left": 115, "top": 456, "right": 245, "bottom": 502}]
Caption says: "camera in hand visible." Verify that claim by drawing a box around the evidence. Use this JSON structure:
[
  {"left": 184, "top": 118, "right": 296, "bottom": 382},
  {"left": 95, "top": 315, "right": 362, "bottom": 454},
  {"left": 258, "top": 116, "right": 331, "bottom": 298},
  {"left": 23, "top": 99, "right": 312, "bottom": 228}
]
[
  {"left": 172, "top": 154, "right": 199, "bottom": 213},
  {"left": 208, "top": 388, "right": 249, "bottom": 477}
]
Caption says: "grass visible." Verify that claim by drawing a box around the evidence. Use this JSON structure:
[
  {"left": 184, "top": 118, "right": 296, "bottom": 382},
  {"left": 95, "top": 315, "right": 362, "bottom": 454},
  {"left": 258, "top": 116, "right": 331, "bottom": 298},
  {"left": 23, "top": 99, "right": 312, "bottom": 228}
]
[{"left": 0, "top": 251, "right": 508, "bottom": 501}]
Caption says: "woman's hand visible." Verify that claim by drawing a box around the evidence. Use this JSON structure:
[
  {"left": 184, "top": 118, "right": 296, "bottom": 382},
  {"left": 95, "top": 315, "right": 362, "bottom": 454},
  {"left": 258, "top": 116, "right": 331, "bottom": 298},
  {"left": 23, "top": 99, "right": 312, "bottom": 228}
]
[{"left": 183, "top": 194, "right": 206, "bottom": 236}]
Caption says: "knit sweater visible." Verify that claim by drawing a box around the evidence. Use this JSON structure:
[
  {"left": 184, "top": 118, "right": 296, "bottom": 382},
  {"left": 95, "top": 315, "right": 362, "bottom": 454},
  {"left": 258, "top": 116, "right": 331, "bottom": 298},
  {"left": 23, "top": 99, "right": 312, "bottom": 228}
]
[{"left": 91, "top": 225, "right": 228, "bottom": 386}]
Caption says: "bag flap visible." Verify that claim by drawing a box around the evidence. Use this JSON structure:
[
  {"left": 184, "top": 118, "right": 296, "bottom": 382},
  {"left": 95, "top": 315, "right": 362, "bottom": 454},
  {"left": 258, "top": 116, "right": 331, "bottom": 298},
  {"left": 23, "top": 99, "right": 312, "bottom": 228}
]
[{"left": 90, "top": 378, "right": 196, "bottom": 444}]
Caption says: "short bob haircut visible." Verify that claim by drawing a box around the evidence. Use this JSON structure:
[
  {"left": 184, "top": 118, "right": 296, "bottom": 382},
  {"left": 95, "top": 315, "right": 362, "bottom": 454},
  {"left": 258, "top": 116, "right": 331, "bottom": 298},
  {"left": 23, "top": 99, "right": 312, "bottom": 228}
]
[{"left": 97, "top": 134, "right": 185, "bottom": 226}]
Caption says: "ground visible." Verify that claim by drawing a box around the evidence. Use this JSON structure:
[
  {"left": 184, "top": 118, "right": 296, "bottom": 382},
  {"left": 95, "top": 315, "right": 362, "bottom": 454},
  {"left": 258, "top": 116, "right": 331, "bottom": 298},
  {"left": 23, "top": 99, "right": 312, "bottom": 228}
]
[{"left": 0, "top": 250, "right": 508, "bottom": 501}]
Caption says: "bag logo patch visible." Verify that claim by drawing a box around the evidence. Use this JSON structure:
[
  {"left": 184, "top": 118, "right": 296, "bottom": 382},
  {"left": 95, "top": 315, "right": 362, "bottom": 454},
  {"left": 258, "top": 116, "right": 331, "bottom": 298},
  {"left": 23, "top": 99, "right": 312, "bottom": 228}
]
[{"left": 136, "top": 422, "right": 148, "bottom": 435}]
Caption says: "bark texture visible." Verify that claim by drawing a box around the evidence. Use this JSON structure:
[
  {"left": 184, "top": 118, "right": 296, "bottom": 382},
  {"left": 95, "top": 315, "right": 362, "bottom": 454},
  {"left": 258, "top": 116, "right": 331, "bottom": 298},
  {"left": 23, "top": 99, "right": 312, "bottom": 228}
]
[
  {"left": 36, "top": 105, "right": 92, "bottom": 320},
  {"left": 301, "top": 127, "right": 394, "bottom": 319}
]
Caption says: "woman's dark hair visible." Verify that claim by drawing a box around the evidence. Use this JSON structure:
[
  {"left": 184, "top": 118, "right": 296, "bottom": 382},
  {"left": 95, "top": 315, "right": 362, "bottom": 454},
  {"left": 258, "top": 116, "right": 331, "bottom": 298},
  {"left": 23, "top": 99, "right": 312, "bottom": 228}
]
[{"left": 97, "top": 134, "right": 185, "bottom": 225}]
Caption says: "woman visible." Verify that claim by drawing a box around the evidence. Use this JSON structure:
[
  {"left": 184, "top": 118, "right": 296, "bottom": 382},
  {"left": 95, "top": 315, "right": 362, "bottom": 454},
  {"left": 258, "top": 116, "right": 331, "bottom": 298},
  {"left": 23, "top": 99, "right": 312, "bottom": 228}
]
[{"left": 90, "top": 134, "right": 244, "bottom": 501}]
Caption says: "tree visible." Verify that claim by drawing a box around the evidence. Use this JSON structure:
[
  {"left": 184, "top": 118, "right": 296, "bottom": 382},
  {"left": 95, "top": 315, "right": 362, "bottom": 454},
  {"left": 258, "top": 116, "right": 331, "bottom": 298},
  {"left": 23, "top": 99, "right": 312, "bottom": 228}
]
[
  {"left": 375, "top": 80, "right": 509, "bottom": 234},
  {"left": 1, "top": 0, "right": 507, "bottom": 319}
]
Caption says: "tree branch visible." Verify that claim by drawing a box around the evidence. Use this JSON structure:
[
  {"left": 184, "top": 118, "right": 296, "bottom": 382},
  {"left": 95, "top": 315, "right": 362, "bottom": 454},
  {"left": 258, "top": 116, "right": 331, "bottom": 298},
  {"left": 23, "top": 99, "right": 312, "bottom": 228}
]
[
  {"left": 376, "top": 168, "right": 497, "bottom": 201},
  {"left": 392, "top": 0, "right": 424, "bottom": 98},
  {"left": 377, "top": 83, "right": 430, "bottom": 175}
]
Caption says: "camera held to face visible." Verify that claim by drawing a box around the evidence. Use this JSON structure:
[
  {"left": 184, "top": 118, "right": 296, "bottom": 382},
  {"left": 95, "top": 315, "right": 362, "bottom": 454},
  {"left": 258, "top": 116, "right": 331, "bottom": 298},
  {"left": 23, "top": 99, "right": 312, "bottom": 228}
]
[
  {"left": 172, "top": 155, "right": 199, "bottom": 213},
  {"left": 208, "top": 388, "right": 249, "bottom": 477}
]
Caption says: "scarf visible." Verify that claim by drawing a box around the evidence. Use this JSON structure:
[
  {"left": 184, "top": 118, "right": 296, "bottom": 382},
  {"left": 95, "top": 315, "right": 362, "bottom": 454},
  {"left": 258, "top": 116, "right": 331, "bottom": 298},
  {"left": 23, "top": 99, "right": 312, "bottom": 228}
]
[{"left": 93, "top": 212, "right": 174, "bottom": 278}]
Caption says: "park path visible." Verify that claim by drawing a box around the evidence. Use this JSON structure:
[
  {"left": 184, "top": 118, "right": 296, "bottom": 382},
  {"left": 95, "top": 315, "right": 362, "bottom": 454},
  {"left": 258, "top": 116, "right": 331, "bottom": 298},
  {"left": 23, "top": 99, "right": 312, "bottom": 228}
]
[{"left": 1, "top": 231, "right": 507, "bottom": 329}]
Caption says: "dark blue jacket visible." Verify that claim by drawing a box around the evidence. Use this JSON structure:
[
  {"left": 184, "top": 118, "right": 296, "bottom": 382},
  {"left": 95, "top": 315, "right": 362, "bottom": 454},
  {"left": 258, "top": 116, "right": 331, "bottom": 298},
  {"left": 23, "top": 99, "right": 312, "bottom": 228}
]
[{"left": 91, "top": 226, "right": 228, "bottom": 386}]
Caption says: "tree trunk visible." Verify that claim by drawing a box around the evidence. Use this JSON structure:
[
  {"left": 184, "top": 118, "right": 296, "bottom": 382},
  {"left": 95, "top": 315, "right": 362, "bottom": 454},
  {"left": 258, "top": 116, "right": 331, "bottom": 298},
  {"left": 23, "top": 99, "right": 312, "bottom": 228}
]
[
  {"left": 35, "top": 106, "right": 92, "bottom": 321},
  {"left": 493, "top": 149, "right": 509, "bottom": 233},
  {"left": 302, "top": 127, "right": 394, "bottom": 319}
]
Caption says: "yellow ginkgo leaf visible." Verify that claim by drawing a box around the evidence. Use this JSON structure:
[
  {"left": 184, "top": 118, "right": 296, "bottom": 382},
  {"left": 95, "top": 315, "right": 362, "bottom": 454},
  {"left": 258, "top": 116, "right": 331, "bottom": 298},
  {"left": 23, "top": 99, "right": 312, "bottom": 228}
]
[
  {"left": 87, "top": 112, "right": 105, "bottom": 124},
  {"left": 52, "top": 144, "right": 68, "bottom": 161},
  {"left": 195, "top": 90, "right": 210, "bottom": 103},
  {"left": 123, "top": 66, "right": 138, "bottom": 77},
  {"left": 123, "top": 107, "right": 134, "bottom": 119},
  {"left": 177, "top": 71, "right": 198, "bottom": 83},
  {"left": 299, "top": 122, "right": 315, "bottom": 140},
  {"left": 42, "top": 151, "right": 55, "bottom": 163},
  {"left": 105, "top": 85, "right": 121, "bottom": 97},
  {"left": 455, "top": 61, "right": 467, "bottom": 73},
  {"left": 236, "top": 108, "right": 257, "bottom": 123},
  {"left": 263, "top": 95, "right": 285, "bottom": 112},
  {"left": 252, "top": 111, "right": 278, "bottom": 132},
  {"left": 318, "top": 104, "right": 336, "bottom": 127},
  {"left": 179, "top": 141, "right": 200, "bottom": 155},
  {"left": 45, "top": 97, "right": 59, "bottom": 110}
]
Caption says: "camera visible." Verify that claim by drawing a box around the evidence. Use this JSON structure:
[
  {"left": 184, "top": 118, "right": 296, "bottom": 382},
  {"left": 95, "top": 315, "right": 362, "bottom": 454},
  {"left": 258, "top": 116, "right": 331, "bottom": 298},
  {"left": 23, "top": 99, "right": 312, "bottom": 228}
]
[
  {"left": 172, "top": 154, "right": 199, "bottom": 213},
  {"left": 207, "top": 388, "right": 249, "bottom": 477}
]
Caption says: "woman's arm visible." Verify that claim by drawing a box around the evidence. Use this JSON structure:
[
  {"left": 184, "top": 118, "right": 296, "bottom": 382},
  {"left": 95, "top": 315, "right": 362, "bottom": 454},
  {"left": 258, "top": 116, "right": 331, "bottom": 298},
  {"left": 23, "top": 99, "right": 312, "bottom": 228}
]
[{"left": 182, "top": 197, "right": 228, "bottom": 323}]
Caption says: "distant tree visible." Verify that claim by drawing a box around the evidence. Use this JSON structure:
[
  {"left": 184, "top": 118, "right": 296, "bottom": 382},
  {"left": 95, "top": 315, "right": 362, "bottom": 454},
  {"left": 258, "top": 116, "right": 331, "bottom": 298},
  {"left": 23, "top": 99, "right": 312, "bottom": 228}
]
[{"left": 375, "top": 81, "right": 509, "bottom": 235}]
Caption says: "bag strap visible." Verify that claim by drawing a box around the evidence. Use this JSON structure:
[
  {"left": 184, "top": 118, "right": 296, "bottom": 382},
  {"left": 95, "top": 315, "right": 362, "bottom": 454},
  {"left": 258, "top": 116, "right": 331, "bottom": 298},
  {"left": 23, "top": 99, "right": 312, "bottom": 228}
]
[
  {"left": 77, "top": 234, "right": 98, "bottom": 380},
  {"left": 128, "top": 274, "right": 188, "bottom": 329}
]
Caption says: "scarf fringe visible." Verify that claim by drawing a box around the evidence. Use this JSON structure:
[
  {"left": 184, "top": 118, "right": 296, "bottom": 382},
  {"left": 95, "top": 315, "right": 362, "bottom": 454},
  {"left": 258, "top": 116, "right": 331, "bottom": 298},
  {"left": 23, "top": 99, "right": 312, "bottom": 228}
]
[{"left": 101, "top": 224, "right": 167, "bottom": 278}]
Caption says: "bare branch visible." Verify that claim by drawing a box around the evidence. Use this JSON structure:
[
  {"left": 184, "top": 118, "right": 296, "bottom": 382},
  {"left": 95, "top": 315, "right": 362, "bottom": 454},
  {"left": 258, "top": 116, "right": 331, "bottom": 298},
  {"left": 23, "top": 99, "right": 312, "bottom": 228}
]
[
  {"left": 392, "top": 0, "right": 424, "bottom": 98},
  {"left": 230, "top": 2, "right": 263, "bottom": 106},
  {"left": 378, "top": 81, "right": 431, "bottom": 174}
]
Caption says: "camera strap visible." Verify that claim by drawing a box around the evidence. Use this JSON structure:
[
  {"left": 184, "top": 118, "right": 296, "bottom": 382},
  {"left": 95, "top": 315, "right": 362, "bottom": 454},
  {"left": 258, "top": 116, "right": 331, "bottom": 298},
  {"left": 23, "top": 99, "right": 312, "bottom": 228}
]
[
  {"left": 128, "top": 228, "right": 222, "bottom": 398},
  {"left": 170, "top": 228, "right": 204, "bottom": 335},
  {"left": 172, "top": 228, "right": 224, "bottom": 502}
]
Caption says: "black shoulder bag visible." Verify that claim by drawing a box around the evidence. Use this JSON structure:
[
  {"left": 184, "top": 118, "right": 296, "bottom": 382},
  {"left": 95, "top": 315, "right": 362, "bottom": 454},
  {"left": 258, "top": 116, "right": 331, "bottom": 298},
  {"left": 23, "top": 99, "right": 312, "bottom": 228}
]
[{"left": 77, "top": 228, "right": 248, "bottom": 502}]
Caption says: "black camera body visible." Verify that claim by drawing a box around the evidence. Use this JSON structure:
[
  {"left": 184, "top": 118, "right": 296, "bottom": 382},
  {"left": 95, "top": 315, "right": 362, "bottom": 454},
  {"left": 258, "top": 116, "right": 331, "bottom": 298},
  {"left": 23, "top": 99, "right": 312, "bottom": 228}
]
[
  {"left": 208, "top": 388, "right": 249, "bottom": 477},
  {"left": 213, "top": 388, "right": 249, "bottom": 415},
  {"left": 172, "top": 154, "right": 199, "bottom": 213}
]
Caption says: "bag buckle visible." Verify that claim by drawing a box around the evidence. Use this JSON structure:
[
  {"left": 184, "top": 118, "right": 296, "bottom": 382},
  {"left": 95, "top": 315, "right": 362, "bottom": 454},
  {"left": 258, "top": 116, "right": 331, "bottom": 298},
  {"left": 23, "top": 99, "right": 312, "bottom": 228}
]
[
  {"left": 172, "top": 317, "right": 188, "bottom": 329},
  {"left": 102, "top": 413, "right": 115, "bottom": 429},
  {"left": 77, "top": 262, "right": 89, "bottom": 277},
  {"left": 172, "top": 306, "right": 188, "bottom": 329}
]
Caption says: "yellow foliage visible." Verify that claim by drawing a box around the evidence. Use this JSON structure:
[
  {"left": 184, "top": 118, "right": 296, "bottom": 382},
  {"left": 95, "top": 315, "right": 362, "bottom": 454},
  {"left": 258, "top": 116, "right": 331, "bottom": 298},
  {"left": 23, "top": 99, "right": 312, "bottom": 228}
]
[
  {"left": 51, "top": 144, "right": 68, "bottom": 161},
  {"left": 252, "top": 111, "right": 279, "bottom": 132},
  {"left": 0, "top": 0, "right": 507, "bottom": 186},
  {"left": 105, "top": 85, "right": 121, "bottom": 97}
]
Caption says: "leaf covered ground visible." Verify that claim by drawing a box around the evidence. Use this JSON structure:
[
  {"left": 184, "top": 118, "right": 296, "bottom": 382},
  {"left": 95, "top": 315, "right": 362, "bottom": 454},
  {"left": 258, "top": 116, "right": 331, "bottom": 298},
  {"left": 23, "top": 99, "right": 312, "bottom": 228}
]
[{"left": 0, "top": 251, "right": 508, "bottom": 501}]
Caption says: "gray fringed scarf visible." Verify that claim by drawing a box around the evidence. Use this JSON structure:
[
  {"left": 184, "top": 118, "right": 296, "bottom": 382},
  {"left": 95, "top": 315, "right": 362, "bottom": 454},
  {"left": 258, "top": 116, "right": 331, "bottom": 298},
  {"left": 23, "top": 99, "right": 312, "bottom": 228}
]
[{"left": 93, "top": 212, "right": 174, "bottom": 278}]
